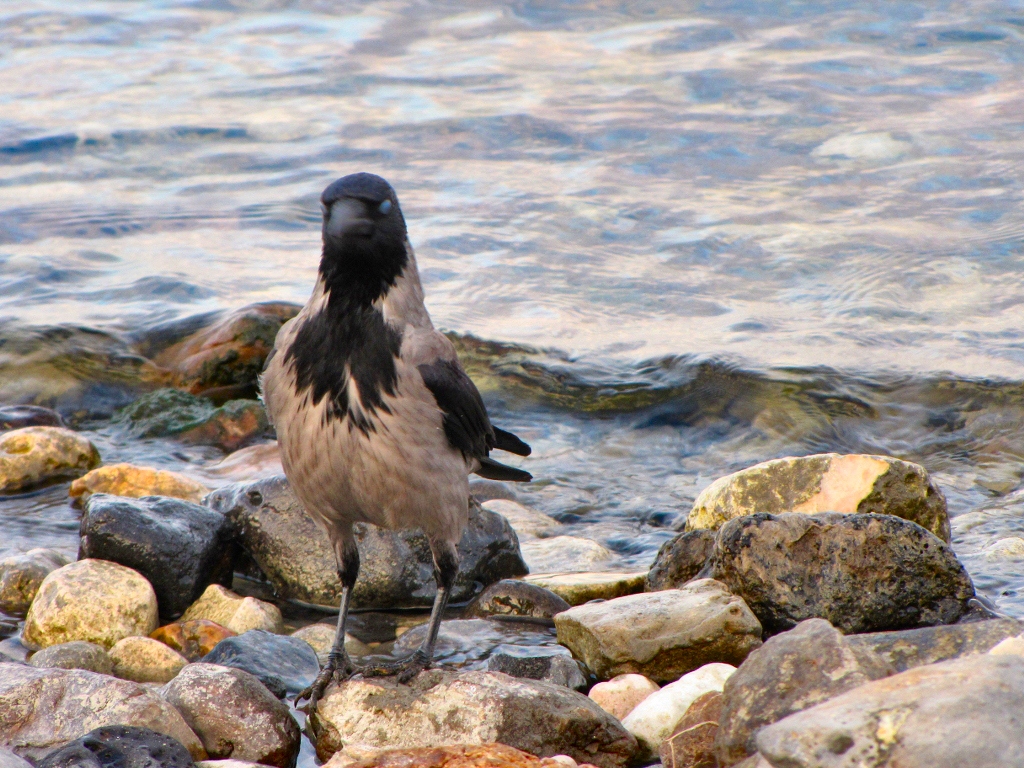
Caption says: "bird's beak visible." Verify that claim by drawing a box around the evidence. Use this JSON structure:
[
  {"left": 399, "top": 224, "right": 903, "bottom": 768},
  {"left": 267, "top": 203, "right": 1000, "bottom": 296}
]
[{"left": 325, "top": 198, "right": 373, "bottom": 238}]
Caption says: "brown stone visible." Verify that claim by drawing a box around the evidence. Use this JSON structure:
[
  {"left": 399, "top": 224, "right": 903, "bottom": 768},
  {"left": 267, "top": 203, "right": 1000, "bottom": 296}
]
[
  {"left": 645, "top": 530, "right": 716, "bottom": 591},
  {"left": 464, "top": 580, "right": 571, "bottom": 620},
  {"left": 178, "top": 400, "right": 269, "bottom": 452},
  {"left": 659, "top": 691, "right": 722, "bottom": 768},
  {"left": 152, "top": 619, "right": 237, "bottom": 662}
]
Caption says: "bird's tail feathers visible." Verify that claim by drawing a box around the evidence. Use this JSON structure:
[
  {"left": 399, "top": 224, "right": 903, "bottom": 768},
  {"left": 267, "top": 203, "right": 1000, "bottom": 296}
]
[
  {"left": 493, "top": 426, "right": 531, "bottom": 456},
  {"left": 476, "top": 456, "right": 532, "bottom": 482}
]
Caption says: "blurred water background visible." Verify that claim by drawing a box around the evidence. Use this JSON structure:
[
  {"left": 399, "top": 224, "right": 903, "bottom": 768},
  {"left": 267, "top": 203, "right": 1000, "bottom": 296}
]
[{"left": 3, "top": 1, "right": 1024, "bottom": 614}]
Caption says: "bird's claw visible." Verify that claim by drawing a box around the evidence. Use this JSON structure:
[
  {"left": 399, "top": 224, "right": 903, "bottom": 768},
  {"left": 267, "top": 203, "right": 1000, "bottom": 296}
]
[
  {"left": 296, "top": 656, "right": 356, "bottom": 714},
  {"left": 359, "top": 649, "right": 431, "bottom": 683}
]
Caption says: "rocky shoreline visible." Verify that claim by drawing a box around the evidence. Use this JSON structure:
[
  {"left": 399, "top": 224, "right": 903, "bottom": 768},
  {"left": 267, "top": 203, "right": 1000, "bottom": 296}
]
[{"left": 2, "top": 305, "right": 1023, "bottom": 768}]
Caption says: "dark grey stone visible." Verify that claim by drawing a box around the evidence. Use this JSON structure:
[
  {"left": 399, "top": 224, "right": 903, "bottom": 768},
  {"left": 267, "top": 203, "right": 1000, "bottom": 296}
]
[
  {"left": 486, "top": 644, "right": 588, "bottom": 690},
  {"left": 29, "top": 641, "right": 113, "bottom": 675},
  {"left": 391, "top": 618, "right": 560, "bottom": 671},
  {"left": 201, "top": 629, "right": 319, "bottom": 698},
  {"left": 35, "top": 725, "right": 194, "bottom": 768},
  {"left": 464, "top": 579, "right": 570, "bottom": 620},
  {"left": 0, "top": 406, "right": 64, "bottom": 431},
  {"left": 645, "top": 529, "right": 716, "bottom": 591},
  {"left": 80, "top": 494, "right": 236, "bottom": 620}
]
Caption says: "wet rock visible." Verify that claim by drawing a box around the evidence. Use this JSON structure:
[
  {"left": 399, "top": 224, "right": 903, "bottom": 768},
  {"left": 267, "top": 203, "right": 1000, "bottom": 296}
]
[
  {"left": 659, "top": 691, "right": 722, "bottom": 768},
  {"left": 588, "top": 674, "right": 660, "bottom": 722},
  {"left": 80, "top": 495, "right": 236, "bottom": 620},
  {"left": 485, "top": 644, "right": 588, "bottom": 690},
  {"left": 28, "top": 641, "right": 113, "bottom": 675},
  {"left": 481, "top": 499, "right": 561, "bottom": 537},
  {"left": 0, "top": 548, "right": 69, "bottom": 616},
  {"left": 0, "top": 426, "right": 100, "bottom": 493},
  {"left": 161, "top": 663, "right": 300, "bottom": 767},
  {"left": 0, "top": 662, "right": 204, "bottom": 761},
  {"left": 326, "top": 743, "right": 595, "bottom": 767},
  {"left": 707, "top": 513, "right": 975, "bottom": 635},
  {"left": 687, "top": 453, "right": 950, "bottom": 542},
  {"left": 150, "top": 302, "right": 300, "bottom": 396},
  {"left": 181, "top": 585, "right": 283, "bottom": 635},
  {"left": 554, "top": 579, "right": 762, "bottom": 683},
  {"left": 755, "top": 654, "right": 1024, "bottom": 768},
  {"left": 523, "top": 572, "right": 647, "bottom": 606},
  {"left": 310, "top": 669, "right": 637, "bottom": 767},
  {"left": 464, "top": 579, "right": 571, "bottom": 620},
  {"left": 623, "top": 663, "right": 734, "bottom": 759},
  {"left": 471, "top": 479, "right": 519, "bottom": 502},
  {"left": 151, "top": 619, "right": 237, "bottom": 662},
  {"left": 844, "top": 617, "right": 1022, "bottom": 673},
  {"left": 391, "top": 618, "right": 560, "bottom": 671},
  {"left": 23, "top": 559, "right": 159, "bottom": 650},
  {"left": 715, "top": 618, "right": 894, "bottom": 766},
  {"left": 114, "top": 389, "right": 269, "bottom": 452},
  {"left": 645, "top": 530, "right": 716, "bottom": 591},
  {"left": 0, "top": 748, "right": 32, "bottom": 768},
  {"left": 35, "top": 725, "right": 196, "bottom": 768},
  {"left": 109, "top": 636, "right": 188, "bottom": 683},
  {"left": 201, "top": 629, "right": 319, "bottom": 698},
  {"left": 520, "top": 536, "right": 614, "bottom": 573},
  {"left": 290, "top": 623, "right": 370, "bottom": 665},
  {"left": 0, "top": 405, "right": 64, "bottom": 431},
  {"left": 206, "top": 476, "right": 527, "bottom": 609},
  {"left": 70, "top": 463, "right": 209, "bottom": 506}
]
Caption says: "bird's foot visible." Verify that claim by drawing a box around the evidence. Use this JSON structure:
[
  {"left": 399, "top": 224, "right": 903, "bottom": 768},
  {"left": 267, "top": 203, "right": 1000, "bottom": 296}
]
[
  {"left": 296, "top": 654, "right": 356, "bottom": 714},
  {"left": 359, "top": 649, "right": 432, "bottom": 684}
]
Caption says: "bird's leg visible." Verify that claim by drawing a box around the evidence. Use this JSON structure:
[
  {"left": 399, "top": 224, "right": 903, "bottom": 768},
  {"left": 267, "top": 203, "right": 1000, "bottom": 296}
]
[
  {"left": 298, "top": 533, "right": 359, "bottom": 712},
  {"left": 361, "top": 540, "right": 459, "bottom": 683}
]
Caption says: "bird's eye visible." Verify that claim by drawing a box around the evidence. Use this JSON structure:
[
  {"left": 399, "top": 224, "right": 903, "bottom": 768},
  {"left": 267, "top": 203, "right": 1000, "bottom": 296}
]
[{"left": 378, "top": 200, "right": 393, "bottom": 215}]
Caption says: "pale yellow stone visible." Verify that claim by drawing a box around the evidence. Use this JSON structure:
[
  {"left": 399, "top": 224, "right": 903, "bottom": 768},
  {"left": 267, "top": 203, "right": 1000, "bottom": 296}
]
[
  {"left": 792, "top": 455, "right": 888, "bottom": 514},
  {"left": 588, "top": 673, "right": 660, "bottom": 721},
  {"left": 109, "top": 635, "right": 188, "bottom": 683},
  {"left": 181, "top": 584, "right": 283, "bottom": 634},
  {"left": 69, "top": 463, "right": 209, "bottom": 505},
  {"left": 0, "top": 426, "right": 100, "bottom": 493},
  {"left": 481, "top": 499, "right": 561, "bottom": 538},
  {"left": 989, "top": 636, "right": 1024, "bottom": 657},
  {"left": 523, "top": 571, "right": 647, "bottom": 606}
]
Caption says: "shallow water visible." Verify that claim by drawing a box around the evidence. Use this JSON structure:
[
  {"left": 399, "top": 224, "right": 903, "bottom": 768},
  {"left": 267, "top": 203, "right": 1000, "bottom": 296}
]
[{"left": 3, "top": 0, "right": 1024, "bottom": 627}]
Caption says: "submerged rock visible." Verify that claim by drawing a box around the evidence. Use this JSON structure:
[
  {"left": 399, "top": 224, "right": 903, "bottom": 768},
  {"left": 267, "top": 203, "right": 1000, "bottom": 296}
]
[
  {"left": 310, "top": 670, "right": 637, "bottom": 767},
  {"left": 687, "top": 453, "right": 950, "bottom": 542},
  {"left": 28, "top": 641, "right": 114, "bottom": 675},
  {"left": 755, "top": 654, "right": 1024, "bottom": 768},
  {"left": 464, "top": 579, "right": 571, "bottom": 620},
  {"left": 109, "top": 636, "right": 188, "bottom": 684},
  {"left": 391, "top": 619, "right": 560, "bottom": 671},
  {"left": 80, "top": 494, "right": 236, "bottom": 620},
  {"left": 0, "top": 405, "right": 64, "bottom": 431},
  {"left": 522, "top": 572, "right": 647, "bottom": 606},
  {"left": 201, "top": 630, "right": 319, "bottom": 698},
  {"left": 645, "top": 530, "right": 716, "bottom": 591},
  {"left": 588, "top": 674, "right": 660, "bottom": 722},
  {"left": 520, "top": 536, "right": 614, "bottom": 574},
  {"left": 554, "top": 579, "right": 762, "bottom": 683},
  {"left": 161, "top": 663, "right": 300, "bottom": 767},
  {"left": 0, "top": 426, "right": 100, "bottom": 493},
  {"left": 0, "top": 548, "right": 69, "bottom": 616},
  {"left": 207, "top": 476, "right": 527, "bottom": 610},
  {"left": 0, "top": 662, "right": 203, "bottom": 761},
  {"left": 114, "top": 389, "right": 269, "bottom": 451},
  {"left": 23, "top": 559, "right": 159, "bottom": 650},
  {"left": 151, "top": 619, "right": 237, "bottom": 662},
  {"left": 35, "top": 725, "right": 196, "bottom": 768},
  {"left": 70, "top": 463, "right": 209, "bottom": 506},
  {"left": 181, "top": 585, "right": 283, "bottom": 635},
  {"left": 707, "top": 513, "right": 975, "bottom": 634}
]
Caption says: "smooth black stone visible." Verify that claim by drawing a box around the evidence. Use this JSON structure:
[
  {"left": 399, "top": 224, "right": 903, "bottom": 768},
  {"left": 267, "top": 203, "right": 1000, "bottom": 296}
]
[
  {"left": 36, "top": 725, "right": 194, "bottom": 768},
  {"left": 80, "top": 494, "right": 235, "bottom": 620},
  {"left": 202, "top": 629, "right": 319, "bottom": 698},
  {"left": 0, "top": 405, "right": 65, "bottom": 431},
  {"left": 486, "top": 644, "right": 589, "bottom": 690}
]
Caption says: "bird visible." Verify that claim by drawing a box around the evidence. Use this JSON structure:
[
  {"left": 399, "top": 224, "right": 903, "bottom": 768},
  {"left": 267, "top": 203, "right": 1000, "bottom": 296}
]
[{"left": 260, "top": 172, "right": 532, "bottom": 712}]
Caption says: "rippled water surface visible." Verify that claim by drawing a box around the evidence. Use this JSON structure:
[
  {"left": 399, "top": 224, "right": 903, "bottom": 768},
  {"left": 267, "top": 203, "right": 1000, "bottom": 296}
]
[{"left": 3, "top": 1, "right": 1024, "bottom": 619}]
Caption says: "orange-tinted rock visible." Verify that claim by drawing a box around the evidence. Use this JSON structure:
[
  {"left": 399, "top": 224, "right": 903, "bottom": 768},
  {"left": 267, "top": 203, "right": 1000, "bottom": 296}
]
[
  {"left": 151, "top": 619, "right": 236, "bottom": 662},
  {"left": 659, "top": 691, "right": 722, "bottom": 768},
  {"left": 70, "top": 463, "right": 209, "bottom": 506},
  {"left": 325, "top": 743, "right": 598, "bottom": 768}
]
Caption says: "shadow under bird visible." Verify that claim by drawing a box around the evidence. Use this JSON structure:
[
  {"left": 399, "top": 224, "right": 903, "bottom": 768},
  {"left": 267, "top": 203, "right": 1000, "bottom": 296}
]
[{"left": 260, "top": 172, "right": 532, "bottom": 711}]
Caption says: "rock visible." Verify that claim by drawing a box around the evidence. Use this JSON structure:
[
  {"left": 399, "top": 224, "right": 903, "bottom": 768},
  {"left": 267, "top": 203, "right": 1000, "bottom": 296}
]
[
  {"left": 989, "top": 635, "right": 1024, "bottom": 655},
  {"left": 0, "top": 548, "right": 69, "bottom": 616},
  {"left": 181, "top": 585, "right": 283, "bottom": 635},
  {"left": 150, "top": 302, "right": 300, "bottom": 396},
  {"left": 201, "top": 629, "right": 319, "bottom": 698},
  {"left": 0, "top": 426, "right": 100, "bottom": 493},
  {"left": 755, "top": 654, "right": 1024, "bottom": 768},
  {"left": 486, "top": 644, "right": 588, "bottom": 690},
  {"left": 520, "top": 536, "right": 614, "bottom": 573},
  {"left": 28, "top": 641, "right": 114, "bottom": 674},
  {"left": 196, "top": 762, "right": 265, "bottom": 768},
  {"left": 0, "top": 405, "right": 64, "bottom": 431},
  {"left": 200, "top": 442, "right": 283, "bottom": 483},
  {"left": 481, "top": 499, "right": 561, "bottom": 537},
  {"left": 310, "top": 669, "right": 637, "bottom": 767},
  {"left": 291, "top": 623, "right": 370, "bottom": 664},
  {"left": 523, "top": 572, "right": 647, "bottom": 606},
  {"left": 161, "top": 663, "right": 300, "bottom": 767},
  {"left": 554, "top": 579, "right": 762, "bottom": 683},
  {"left": 109, "top": 636, "right": 188, "bottom": 683},
  {"left": 0, "top": 747, "right": 32, "bottom": 768},
  {"left": 391, "top": 619, "right": 561, "bottom": 671},
  {"left": 844, "top": 617, "right": 1023, "bottom": 673},
  {"left": 715, "top": 618, "right": 893, "bottom": 766},
  {"left": 0, "top": 662, "right": 204, "bottom": 760},
  {"left": 659, "top": 691, "right": 722, "bottom": 768},
  {"left": 623, "top": 663, "right": 734, "bottom": 758},
  {"left": 80, "top": 495, "right": 236, "bottom": 620},
  {"left": 645, "top": 530, "right": 716, "bottom": 591},
  {"left": 325, "top": 743, "right": 595, "bottom": 767},
  {"left": 35, "top": 725, "right": 197, "bottom": 768},
  {"left": 113, "top": 389, "right": 269, "bottom": 452},
  {"left": 206, "top": 476, "right": 527, "bottom": 609},
  {"left": 464, "top": 579, "right": 571, "bottom": 620},
  {"left": 70, "top": 464, "right": 209, "bottom": 506},
  {"left": 588, "top": 674, "right": 660, "bottom": 722},
  {"left": 151, "top": 619, "right": 237, "bottom": 662},
  {"left": 707, "top": 513, "right": 974, "bottom": 635},
  {"left": 471, "top": 479, "right": 519, "bottom": 502},
  {"left": 23, "top": 559, "right": 159, "bottom": 650},
  {"left": 687, "top": 453, "right": 950, "bottom": 542}
]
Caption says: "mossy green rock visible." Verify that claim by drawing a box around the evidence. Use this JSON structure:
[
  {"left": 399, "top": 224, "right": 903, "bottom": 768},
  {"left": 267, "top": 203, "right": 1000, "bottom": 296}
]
[{"left": 114, "top": 389, "right": 268, "bottom": 451}]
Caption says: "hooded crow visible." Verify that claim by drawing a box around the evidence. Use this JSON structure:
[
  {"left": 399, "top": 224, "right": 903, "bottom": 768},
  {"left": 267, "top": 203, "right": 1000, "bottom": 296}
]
[{"left": 260, "top": 172, "right": 531, "bottom": 711}]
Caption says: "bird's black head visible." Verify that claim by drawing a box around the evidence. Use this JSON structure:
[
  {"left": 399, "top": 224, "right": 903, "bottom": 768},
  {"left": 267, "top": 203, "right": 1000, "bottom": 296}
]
[{"left": 319, "top": 172, "right": 409, "bottom": 306}]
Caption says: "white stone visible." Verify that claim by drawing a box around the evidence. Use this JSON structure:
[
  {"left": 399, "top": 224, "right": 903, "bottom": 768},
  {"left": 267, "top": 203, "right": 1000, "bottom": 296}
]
[
  {"left": 589, "top": 674, "right": 660, "bottom": 721},
  {"left": 520, "top": 536, "right": 613, "bottom": 573},
  {"left": 989, "top": 635, "right": 1024, "bottom": 657}
]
